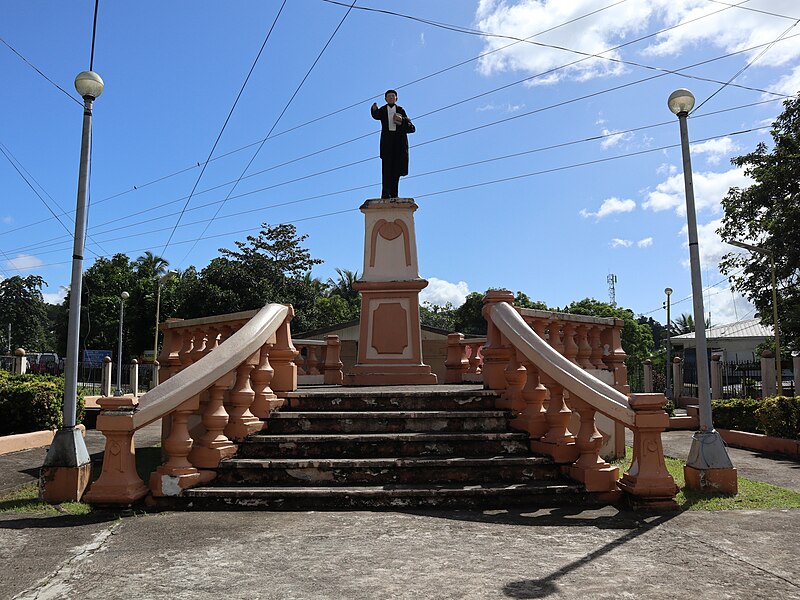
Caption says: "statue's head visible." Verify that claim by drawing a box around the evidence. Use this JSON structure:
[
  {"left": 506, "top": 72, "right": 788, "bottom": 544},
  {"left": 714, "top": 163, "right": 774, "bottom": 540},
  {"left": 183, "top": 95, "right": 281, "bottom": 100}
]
[{"left": 385, "top": 89, "right": 398, "bottom": 105}]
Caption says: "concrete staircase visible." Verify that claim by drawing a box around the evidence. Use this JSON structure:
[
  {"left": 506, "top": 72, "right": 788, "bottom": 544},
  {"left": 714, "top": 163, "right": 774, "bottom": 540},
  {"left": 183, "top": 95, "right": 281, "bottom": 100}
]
[{"left": 182, "top": 386, "right": 595, "bottom": 510}]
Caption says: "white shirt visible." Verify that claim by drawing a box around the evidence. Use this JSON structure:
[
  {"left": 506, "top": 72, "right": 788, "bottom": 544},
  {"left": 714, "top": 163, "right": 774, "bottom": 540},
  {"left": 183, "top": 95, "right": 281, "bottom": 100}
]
[{"left": 387, "top": 104, "right": 397, "bottom": 131}]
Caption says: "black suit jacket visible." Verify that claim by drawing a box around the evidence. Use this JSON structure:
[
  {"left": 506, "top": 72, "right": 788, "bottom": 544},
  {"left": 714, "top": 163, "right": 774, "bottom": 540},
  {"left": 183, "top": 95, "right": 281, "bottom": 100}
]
[{"left": 371, "top": 103, "right": 416, "bottom": 175}]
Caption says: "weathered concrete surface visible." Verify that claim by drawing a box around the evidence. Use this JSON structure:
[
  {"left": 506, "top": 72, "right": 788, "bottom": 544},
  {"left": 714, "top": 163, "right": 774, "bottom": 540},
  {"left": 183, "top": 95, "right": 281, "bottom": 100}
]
[{"left": 1, "top": 507, "right": 798, "bottom": 599}]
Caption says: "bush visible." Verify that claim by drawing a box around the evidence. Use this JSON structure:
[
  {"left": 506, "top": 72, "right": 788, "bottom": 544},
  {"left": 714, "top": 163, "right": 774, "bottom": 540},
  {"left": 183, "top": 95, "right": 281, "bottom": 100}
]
[
  {"left": 0, "top": 371, "right": 84, "bottom": 436},
  {"left": 711, "top": 397, "right": 763, "bottom": 434},
  {"left": 756, "top": 396, "right": 800, "bottom": 440}
]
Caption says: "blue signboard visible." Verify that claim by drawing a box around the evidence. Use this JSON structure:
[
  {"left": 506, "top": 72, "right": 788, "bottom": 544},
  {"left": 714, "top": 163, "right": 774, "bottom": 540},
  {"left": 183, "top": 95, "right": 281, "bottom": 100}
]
[{"left": 83, "top": 349, "right": 112, "bottom": 368}]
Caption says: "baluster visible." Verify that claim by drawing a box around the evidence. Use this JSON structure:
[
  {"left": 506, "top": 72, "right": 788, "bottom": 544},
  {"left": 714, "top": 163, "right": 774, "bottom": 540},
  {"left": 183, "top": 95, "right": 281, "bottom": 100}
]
[
  {"left": 306, "top": 345, "right": 320, "bottom": 375},
  {"left": 468, "top": 343, "right": 482, "bottom": 374},
  {"left": 224, "top": 355, "right": 263, "bottom": 441},
  {"left": 562, "top": 322, "right": 579, "bottom": 364},
  {"left": 567, "top": 397, "right": 618, "bottom": 491},
  {"left": 499, "top": 343, "right": 526, "bottom": 413},
  {"left": 188, "top": 373, "right": 237, "bottom": 468},
  {"left": 548, "top": 319, "right": 565, "bottom": 356},
  {"left": 189, "top": 330, "right": 207, "bottom": 363},
  {"left": 445, "top": 333, "right": 469, "bottom": 383},
  {"left": 589, "top": 325, "right": 606, "bottom": 369},
  {"left": 323, "top": 335, "right": 344, "bottom": 385},
  {"left": 512, "top": 356, "right": 548, "bottom": 438},
  {"left": 177, "top": 328, "right": 195, "bottom": 371},
  {"left": 158, "top": 322, "right": 183, "bottom": 381},
  {"left": 270, "top": 306, "right": 299, "bottom": 394},
  {"left": 576, "top": 324, "right": 594, "bottom": 369},
  {"left": 250, "top": 343, "right": 282, "bottom": 418},
  {"left": 530, "top": 376, "right": 578, "bottom": 463},
  {"left": 296, "top": 345, "right": 308, "bottom": 376},
  {"left": 150, "top": 396, "right": 201, "bottom": 496},
  {"left": 602, "top": 319, "right": 629, "bottom": 394}
]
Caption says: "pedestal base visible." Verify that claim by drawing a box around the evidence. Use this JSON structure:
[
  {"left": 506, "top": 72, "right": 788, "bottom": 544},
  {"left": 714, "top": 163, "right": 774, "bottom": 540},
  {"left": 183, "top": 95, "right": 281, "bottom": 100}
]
[{"left": 684, "top": 465, "right": 738, "bottom": 495}]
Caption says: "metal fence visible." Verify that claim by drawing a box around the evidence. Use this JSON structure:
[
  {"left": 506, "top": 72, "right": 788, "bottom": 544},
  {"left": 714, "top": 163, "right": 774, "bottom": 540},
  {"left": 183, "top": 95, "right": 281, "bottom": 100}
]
[{"left": 680, "top": 359, "right": 796, "bottom": 399}]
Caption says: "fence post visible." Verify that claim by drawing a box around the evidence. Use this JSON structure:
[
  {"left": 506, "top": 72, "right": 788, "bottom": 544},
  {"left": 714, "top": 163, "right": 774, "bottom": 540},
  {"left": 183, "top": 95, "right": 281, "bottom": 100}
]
[
  {"left": 643, "top": 359, "right": 653, "bottom": 393},
  {"left": 672, "top": 357, "right": 683, "bottom": 401},
  {"left": 13, "top": 348, "right": 26, "bottom": 375},
  {"left": 151, "top": 360, "right": 160, "bottom": 389},
  {"left": 323, "top": 335, "right": 344, "bottom": 385},
  {"left": 710, "top": 354, "right": 723, "bottom": 399},
  {"left": 130, "top": 359, "right": 139, "bottom": 397},
  {"left": 794, "top": 352, "right": 800, "bottom": 396},
  {"left": 101, "top": 355, "right": 113, "bottom": 397},
  {"left": 761, "top": 350, "right": 776, "bottom": 398}
]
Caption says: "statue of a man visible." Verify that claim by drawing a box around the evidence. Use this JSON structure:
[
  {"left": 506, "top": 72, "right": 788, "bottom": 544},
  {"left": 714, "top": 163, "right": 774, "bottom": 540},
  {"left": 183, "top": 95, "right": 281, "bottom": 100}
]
[{"left": 371, "top": 89, "right": 415, "bottom": 199}]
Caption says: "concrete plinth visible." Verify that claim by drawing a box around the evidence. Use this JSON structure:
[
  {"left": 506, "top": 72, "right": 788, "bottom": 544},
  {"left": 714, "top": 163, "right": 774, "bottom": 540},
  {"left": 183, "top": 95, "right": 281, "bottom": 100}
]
[
  {"left": 345, "top": 199, "right": 436, "bottom": 386},
  {"left": 40, "top": 427, "right": 92, "bottom": 503},
  {"left": 684, "top": 466, "right": 738, "bottom": 495}
]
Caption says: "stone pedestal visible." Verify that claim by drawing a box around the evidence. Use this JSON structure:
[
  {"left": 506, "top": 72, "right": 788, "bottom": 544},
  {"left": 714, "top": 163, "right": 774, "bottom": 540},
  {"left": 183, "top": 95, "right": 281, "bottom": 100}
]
[{"left": 344, "top": 199, "right": 437, "bottom": 386}]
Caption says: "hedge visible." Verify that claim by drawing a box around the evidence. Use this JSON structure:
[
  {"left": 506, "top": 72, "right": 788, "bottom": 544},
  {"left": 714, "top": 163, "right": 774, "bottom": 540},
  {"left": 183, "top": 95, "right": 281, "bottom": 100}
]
[
  {"left": 711, "top": 396, "right": 800, "bottom": 441},
  {"left": 0, "top": 371, "right": 85, "bottom": 436}
]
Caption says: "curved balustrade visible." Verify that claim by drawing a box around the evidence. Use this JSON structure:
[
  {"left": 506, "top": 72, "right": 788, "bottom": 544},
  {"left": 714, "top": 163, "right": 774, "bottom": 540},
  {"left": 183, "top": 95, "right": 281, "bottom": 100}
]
[
  {"left": 84, "top": 304, "right": 344, "bottom": 505},
  {"left": 483, "top": 292, "right": 677, "bottom": 504}
]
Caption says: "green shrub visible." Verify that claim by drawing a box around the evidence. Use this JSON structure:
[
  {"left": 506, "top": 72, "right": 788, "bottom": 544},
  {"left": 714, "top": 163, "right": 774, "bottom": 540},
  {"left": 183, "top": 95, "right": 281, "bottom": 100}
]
[
  {"left": 756, "top": 396, "right": 800, "bottom": 440},
  {"left": 711, "top": 397, "right": 763, "bottom": 434},
  {"left": 0, "top": 371, "right": 84, "bottom": 436}
]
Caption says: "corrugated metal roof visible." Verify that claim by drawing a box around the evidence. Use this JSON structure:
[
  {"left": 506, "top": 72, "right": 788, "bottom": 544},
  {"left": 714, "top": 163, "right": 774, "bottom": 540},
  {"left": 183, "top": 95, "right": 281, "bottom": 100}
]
[{"left": 670, "top": 318, "right": 773, "bottom": 341}]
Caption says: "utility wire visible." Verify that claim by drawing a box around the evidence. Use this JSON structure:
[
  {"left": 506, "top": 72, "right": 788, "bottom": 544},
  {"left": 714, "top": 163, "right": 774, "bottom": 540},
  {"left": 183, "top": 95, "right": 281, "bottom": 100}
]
[
  {"left": 90, "top": 0, "right": 100, "bottom": 71},
  {"left": 8, "top": 126, "right": 769, "bottom": 260},
  {"left": 707, "top": 0, "right": 800, "bottom": 22},
  {"left": 82, "top": 0, "right": 757, "bottom": 209},
  {"left": 158, "top": 0, "right": 289, "bottom": 256},
  {"left": 0, "top": 97, "right": 782, "bottom": 256},
  {"left": 692, "top": 18, "right": 800, "bottom": 113},
  {"left": 177, "top": 0, "right": 359, "bottom": 266},
  {"left": 0, "top": 37, "right": 82, "bottom": 105}
]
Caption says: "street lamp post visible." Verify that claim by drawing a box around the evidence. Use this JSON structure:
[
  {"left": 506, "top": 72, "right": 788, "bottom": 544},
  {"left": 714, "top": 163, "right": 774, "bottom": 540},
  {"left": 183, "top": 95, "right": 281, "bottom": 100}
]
[
  {"left": 153, "top": 270, "right": 177, "bottom": 361},
  {"left": 668, "top": 88, "right": 735, "bottom": 489},
  {"left": 114, "top": 291, "right": 130, "bottom": 396},
  {"left": 41, "top": 71, "right": 104, "bottom": 502},
  {"left": 727, "top": 240, "right": 781, "bottom": 392},
  {"left": 664, "top": 287, "right": 673, "bottom": 398}
]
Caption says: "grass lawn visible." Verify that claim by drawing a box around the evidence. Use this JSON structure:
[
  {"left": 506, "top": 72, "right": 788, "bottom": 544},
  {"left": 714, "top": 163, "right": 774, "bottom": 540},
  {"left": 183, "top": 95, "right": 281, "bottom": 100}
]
[{"left": 614, "top": 447, "right": 800, "bottom": 511}]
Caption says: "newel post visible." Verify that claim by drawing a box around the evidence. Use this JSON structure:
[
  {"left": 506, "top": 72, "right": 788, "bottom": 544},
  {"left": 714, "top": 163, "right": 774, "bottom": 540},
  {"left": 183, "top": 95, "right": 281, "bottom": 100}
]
[
  {"left": 672, "top": 356, "right": 683, "bottom": 400},
  {"left": 323, "top": 335, "right": 344, "bottom": 385},
  {"left": 643, "top": 359, "right": 653, "bottom": 393},
  {"left": 710, "top": 354, "right": 723, "bottom": 400},
  {"left": 445, "top": 333, "right": 469, "bottom": 384},
  {"left": 270, "top": 306, "right": 299, "bottom": 394},
  {"left": 761, "top": 350, "right": 777, "bottom": 397},
  {"left": 617, "top": 393, "right": 678, "bottom": 507},
  {"left": 83, "top": 396, "right": 148, "bottom": 505},
  {"left": 101, "top": 355, "right": 112, "bottom": 397},
  {"left": 130, "top": 359, "right": 139, "bottom": 397},
  {"left": 13, "top": 348, "right": 26, "bottom": 374},
  {"left": 481, "top": 290, "right": 515, "bottom": 390}
]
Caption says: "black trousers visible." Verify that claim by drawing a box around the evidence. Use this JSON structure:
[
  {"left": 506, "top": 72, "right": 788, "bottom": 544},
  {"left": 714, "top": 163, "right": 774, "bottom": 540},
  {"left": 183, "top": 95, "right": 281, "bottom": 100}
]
[{"left": 381, "top": 158, "right": 401, "bottom": 199}]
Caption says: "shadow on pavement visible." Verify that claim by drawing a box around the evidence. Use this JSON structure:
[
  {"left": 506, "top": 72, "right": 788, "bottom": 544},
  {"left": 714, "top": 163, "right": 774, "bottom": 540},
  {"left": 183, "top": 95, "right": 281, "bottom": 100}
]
[
  {"left": 0, "top": 512, "right": 118, "bottom": 530},
  {"left": 500, "top": 514, "right": 675, "bottom": 599}
]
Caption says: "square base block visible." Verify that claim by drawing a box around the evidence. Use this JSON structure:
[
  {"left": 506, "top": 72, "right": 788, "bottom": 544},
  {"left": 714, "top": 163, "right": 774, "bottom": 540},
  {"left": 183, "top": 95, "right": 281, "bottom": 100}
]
[
  {"left": 40, "top": 463, "right": 92, "bottom": 503},
  {"left": 684, "top": 465, "right": 738, "bottom": 495}
]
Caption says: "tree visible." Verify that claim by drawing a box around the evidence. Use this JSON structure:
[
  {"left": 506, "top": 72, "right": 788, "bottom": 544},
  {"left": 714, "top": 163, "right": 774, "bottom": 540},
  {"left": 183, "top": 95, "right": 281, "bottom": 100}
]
[
  {"left": 669, "top": 312, "right": 710, "bottom": 336},
  {"left": 0, "top": 275, "right": 50, "bottom": 351},
  {"left": 452, "top": 290, "right": 548, "bottom": 335},
  {"left": 420, "top": 302, "right": 457, "bottom": 331},
  {"left": 718, "top": 93, "right": 800, "bottom": 351}
]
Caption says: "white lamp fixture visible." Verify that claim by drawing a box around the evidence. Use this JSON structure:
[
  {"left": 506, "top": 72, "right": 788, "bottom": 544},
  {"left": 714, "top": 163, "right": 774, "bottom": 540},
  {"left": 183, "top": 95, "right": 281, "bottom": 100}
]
[
  {"left": 74, "top": 71, "right": 104, "bottom": 99},
  {"left": 667, "top": 88, "right": 695, "bottom": 115}
]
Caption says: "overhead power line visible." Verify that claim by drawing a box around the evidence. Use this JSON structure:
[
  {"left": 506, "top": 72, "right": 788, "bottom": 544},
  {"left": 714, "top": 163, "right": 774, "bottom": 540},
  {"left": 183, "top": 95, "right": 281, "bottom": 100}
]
[{"left": 0, "top": 37, "right": 82, "bottom": 105}]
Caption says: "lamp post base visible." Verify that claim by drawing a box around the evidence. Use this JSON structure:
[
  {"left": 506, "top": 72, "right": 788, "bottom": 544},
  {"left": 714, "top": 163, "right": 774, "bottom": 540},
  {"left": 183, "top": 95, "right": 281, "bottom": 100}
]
[
  {"left": 684, "top": 430, "right": 737, "bottom": 494},
  {"left": 40, "top": 426, "right": 92, "bottom": 503}
]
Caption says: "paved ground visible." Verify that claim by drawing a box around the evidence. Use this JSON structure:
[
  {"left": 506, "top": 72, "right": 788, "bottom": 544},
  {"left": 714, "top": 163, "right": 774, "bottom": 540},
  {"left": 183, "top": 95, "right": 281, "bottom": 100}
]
[{"left": 1, "top": 418, "right": 799, "bottom": 598}]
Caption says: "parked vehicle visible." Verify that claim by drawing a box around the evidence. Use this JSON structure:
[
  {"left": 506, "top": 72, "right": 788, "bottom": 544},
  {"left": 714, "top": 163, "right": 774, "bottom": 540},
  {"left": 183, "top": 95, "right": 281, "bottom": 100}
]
[{"left": 28, "top": 352, "right": 61, "bottom": 375}]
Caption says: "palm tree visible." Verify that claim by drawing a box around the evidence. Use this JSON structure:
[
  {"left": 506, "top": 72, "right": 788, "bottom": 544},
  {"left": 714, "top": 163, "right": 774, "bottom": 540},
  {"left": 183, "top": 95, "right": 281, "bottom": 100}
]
[
  {"left": 135, "top": 251, "right": 169, "bottom": 279},
  {"left": 327, "top": 268, "right": 359, "bottom": 302},
  {"left": 670, "top": 312, "right": 711, "bottom": 335}
]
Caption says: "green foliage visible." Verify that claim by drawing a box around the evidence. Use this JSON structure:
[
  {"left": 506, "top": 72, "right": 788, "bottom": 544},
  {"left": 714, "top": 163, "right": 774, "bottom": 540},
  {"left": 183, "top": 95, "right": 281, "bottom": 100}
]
[
  {"left": 755, "top": 396, "right": 800, "bottom": 440},
  {"left": 451, "top": 290, "right": 549, "bottom": 336},
  {"left": 718, "top": 93, "right": 800, "bottom": 351},
  {"left": 0, "top": 371, "right": 84, "bottom": 435},
  {"left": 420, "top": 302, "right": 457, "bottom": 331},
  {"left": 0, "top": 275, "right": 51, "bottom": 351},
  {"left": 711, "top": 397, "right": 763, "bottom": 434}
]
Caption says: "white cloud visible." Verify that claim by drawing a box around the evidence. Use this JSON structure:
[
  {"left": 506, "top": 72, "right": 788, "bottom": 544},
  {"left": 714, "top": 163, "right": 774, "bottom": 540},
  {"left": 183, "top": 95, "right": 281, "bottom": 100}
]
[
  {"left": 656, "top": 163, "right": 678, "bottom": 176},
  {"left": 770, "top": 64, "right": 800, "bottom": 97},
  {"left": 1, "top": 216, "right": 12, "bottom": 224},
  {"left": 611, "top": 238, "right": 632, "bottom": 248},
  {"left": 420, "top": 277, "right": 471, "bottom": 307},
  {"left": 580, "top": 197, "right": 636, "bottom": 219},
  {"left": 637, "top": 237, "right": 654, "bottom": 248},
  {"left": 420, "top": 32, "right": 425, "bottom": 45},
  {"left": 5, "top": 254, "right": 43, "bottom": 271},
  {"left": 600, "top": 128, "right": 633, "bottom": 150},
  {"left": 42, "top": 287, "right": 68, "bottom": 305},
  {"left": 642, "top": 167, "right": 752, "bottom": 215},
  {"left": 689, "top": 137, "right": 739, "bottom": 166},
  {"left": 476, "top": 102, "right": 525, "bottom": 112}
]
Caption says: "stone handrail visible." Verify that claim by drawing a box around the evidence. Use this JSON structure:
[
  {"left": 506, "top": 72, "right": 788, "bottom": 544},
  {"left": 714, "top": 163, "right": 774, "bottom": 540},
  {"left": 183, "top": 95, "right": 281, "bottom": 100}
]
[
  {"left": 84, "top": 303, "right": 298, "bottom": 505},
  {"left": 483, "top": 292, "right": 677, "bottom": 505},
  {"left": 444, "top": 333, "right": 485, "bottom": 383}
]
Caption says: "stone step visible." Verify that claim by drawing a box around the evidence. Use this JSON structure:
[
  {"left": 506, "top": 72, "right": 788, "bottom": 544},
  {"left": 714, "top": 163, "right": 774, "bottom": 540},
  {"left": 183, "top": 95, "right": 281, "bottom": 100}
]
[
  {"left": 182, "top": 481, "right": 590, "bottom": 510},
  {"left": 215, "top": 455, "right": 558, "bottom": 486},
  {"left": 284, "top": 389, "right": 499, "bottom": 412},
  {"left": 237, "top": 432, "right": 530, "bottom": 459},
  {"left": 265, "top": 411, "right": 511, "bottom": 434}
]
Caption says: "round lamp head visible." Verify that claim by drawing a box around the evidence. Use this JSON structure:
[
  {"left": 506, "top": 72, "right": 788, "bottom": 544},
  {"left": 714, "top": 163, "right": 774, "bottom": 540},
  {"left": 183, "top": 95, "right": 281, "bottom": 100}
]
[
  {"left": 74, "top": 71, "right": 104, "bottom": 99},
  {"left": 668, "top": 88, "right": 695, "bottom": 115},
  {"left": 121, "top": 291, "right": 130, "bottom": 300},
  {"left": 665, "top": 287, "right": 673, "bottom": 296}
]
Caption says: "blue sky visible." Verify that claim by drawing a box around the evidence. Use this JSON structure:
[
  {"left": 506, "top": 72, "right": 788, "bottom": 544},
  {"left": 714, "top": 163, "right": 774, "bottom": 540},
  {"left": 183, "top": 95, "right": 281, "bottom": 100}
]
[{"left": 1, "top": 0, "right": 798, "bottom": 328}]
